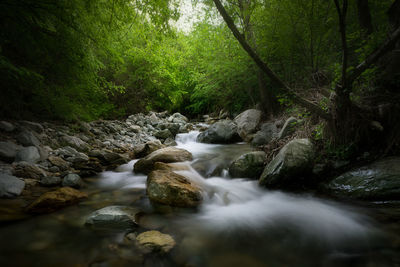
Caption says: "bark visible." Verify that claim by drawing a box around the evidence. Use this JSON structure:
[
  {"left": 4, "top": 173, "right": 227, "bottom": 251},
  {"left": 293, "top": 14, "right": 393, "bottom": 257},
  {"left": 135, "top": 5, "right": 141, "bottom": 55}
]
[
  {"left": 212, "top": 0, "right": 330, "bottom": 120},
  {"left": 357, "top": 0, "right": 373, "bottom": 35}
]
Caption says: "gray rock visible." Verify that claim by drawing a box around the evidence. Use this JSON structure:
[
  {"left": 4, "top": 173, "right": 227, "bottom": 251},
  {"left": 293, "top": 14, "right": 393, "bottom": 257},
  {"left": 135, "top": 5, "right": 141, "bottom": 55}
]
[
  {"left": 155, "top": 129, "right": 173, "bottom": 140},
  {"left": 277, "top": 117, "right": 298, "bottom": 139},
  {"left": 197, "top": 120, "right": 241, "bottom": 144},
  {"left": 259, "top": 138, "right": 314, "bottom": 188},
  {"left": 229, "top": 151, "right": 266, "bottom": 179},
  {"left": 0, "top": 121, "right": 15, "bottom": 132},
  {"left": 12, "top": 161, "right": 48, "bottom": 179},
  {"left": 55, "top": 146, "right": 89, "bottom": 163},
  {"left": 16, "top": 130, "right": 40, "bottom": 146},
  {"left": 251, "top": 123, "right": 278, "bottom": 146},
  {"left": 168, "top": 112, "right": 188, "bottom": 124},
  {"left": 15, "top": 146, "right": 41, "bottom": 163},
  {"left": 20, "top": 121, "right": 44, "bottom": 133},
  {"left": 0, "top": 173, "right": 25, "bottom": 198},
  {"left": 60, "top": 135, "right": 89, "bottom": 152},
  {"left": 40, "top": 176, "right": 62, "bottom": 187},
  {"left": 0, "top": 141, "right": 21, "bottom": 162},
  {"left": 62, "top": 173, "right": 84, "bottom": 188},
  {"left": 85, "top": 205, "right": 139, "bottom": 228},
  {"left": 234, "top": 109, "right": 262, "bottom": 141},
  {"left": 325, "top": 157, "right": 400, "bottom": 200},
  {"left": 164, "top": 138, "right": 177, "bottom": 146}
]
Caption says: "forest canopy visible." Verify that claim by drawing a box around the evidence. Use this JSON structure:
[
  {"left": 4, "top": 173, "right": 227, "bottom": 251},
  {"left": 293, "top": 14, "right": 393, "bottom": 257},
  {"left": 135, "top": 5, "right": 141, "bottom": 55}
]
[{"left": 0, "top": 0, "right": 399, "bottom": 125}]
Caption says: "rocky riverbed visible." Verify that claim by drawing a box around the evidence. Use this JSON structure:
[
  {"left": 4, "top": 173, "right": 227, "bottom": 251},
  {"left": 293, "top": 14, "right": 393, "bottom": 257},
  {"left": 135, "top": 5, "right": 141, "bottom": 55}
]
[{"left": 0, "top": 109, "right": 400, "bottom": 266}]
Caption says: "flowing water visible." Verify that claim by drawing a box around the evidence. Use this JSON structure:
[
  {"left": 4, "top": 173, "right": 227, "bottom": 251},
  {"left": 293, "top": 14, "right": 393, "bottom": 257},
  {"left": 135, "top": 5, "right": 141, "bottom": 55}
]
[{"left": 0, "top": 130, "right": 399, "bottom": 266}]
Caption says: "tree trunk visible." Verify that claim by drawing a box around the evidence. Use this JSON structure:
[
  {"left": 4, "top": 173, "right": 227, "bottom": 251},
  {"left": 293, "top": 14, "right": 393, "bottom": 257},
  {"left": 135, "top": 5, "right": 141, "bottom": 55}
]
[{"left": 357, "top": 0, "right": 373, "bottom": 35}]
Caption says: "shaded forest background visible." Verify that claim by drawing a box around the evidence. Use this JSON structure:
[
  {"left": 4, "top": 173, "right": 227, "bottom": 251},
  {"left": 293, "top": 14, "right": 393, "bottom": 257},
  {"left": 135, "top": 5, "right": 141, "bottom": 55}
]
[{"left": 1, "top": 0, "right": 399, "bottom": 130}]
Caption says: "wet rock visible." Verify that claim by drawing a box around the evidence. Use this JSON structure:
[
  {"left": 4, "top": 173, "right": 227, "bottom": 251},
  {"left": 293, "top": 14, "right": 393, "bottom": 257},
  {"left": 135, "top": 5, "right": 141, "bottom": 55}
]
[
  {"left": 62, "top": 173, "right": 84, "bottom": 188},
  {"left": 48, "top": 156, "right": 70, "bottom": 171},
  {"left": 16, "top": 130, "right": 40, "bottom": 146},
  {"left": 0, "top": 141, "right": 21, "bottom": 162},
  {"left": 325, "top": 157, "right": 400, "bottom": 200},
  {"left": 251, "top": 122, "right": 278, "bottom": 146},
  {"left": 234, "top": 109, "right": 262, "bottom": 141},
  {"left": 259, "top": 138, "right": 314, "bottom": 188},
  {"left": 134, "top": 140, "right": 165, "bottom": 158},
  {"left": 20, "top": 121, "right": 44, "bottom": 133},
  {"left": 12, "top": 161, "right": 48, "bottom": 179},
  {"left": 26, "top": 187, "right": 88, "bottom": 213},
  {"left": 277, "top": 117, "right": 297, "bottom": 139},
  {"left": 55, "top": 146, "right": 89, "bottom": 163},
  {"left": 85, "top": 205, "right": 140, "bottom": 228},
  {"left": 197, "top": 120, "right": 241, "bottom": 144},
  {"left": 134, "top": 147, "right": 193, "bottom": 174},
  {"left": 136, "top": 230, "right": 176, "bottom": 253},
  {"left": 0, "top": 173, "right": 25, "bottom": 198},
  {"left": 40, "top": 176, "right": 62, "bottom": 187},
  {"left": 229, "top": 151, "right": 266, "bottom": 179},
  {"left": 154, "top": 129, "right": 173, "bottom": 140},
  {"left": 163, "top": 138, "right": 177, "bottom": 147},
  {"left": 153, "top": 162, "right": 190, "bottom": 172},
  {"left": 73, "top": 158, "right": 103, "bottom": 176},
  {"left": 0, "top": 121, "right": 15, "bottom": 132},
  {"left": 147, "top": 170, "right": 202, "bottom": 208},
  {"left": 60, "top": 135, "right": 89, "bottom": 152},
  {"left": 89, "top": 149, "right": 129, "bottom": 167},
  {"left": 15, "top": 146, "right": 41, "bottom": 163}
]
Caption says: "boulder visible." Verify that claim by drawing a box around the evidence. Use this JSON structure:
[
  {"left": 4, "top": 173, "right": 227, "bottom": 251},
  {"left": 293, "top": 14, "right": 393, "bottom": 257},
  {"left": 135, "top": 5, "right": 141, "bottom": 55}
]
[
  {"left": 134, "top": 147, "right": 192, "bottom": 174},
  {"left": 15, "top": 146, "right": 41, "bottom": 163},
  {"left": 153, "top": 162, "right": 190, "bottom": 172},
  {"left": 134, "top": 140, "right": 165, "bottom": 158},
  {"left": 26, "top": 187, "right": 88, "bottom": 213},
  {"left": 259, "top": 138, "right": 314, "bottom": 188},
  {"left": 154, "top": 129, "right": 173, "bottom": 140},
  {"left": 60, "top": 135, "right": 89, "bottom": 152},
  {"left": 277, "top": 117, "right": 297, "bottom": 139},
  {"left": 168, "top": 113, "right": 188, "bottom": 124},
  {"left": 62, "top": 173, "right": 84, "bottom": 188},
  {"left": 12, "top": 161, "right": 48, "bottom": 179},
  {"left": 136, "top": 230, "right": 176, "bottom": 254},
  {"left": 0, "top": 141, "right": 21, "bottom": 162},
  {"left": 0, "top": 121, "right": 15, "bottom": 132},
  {"left": 163, "top": 138, "right": 177, "bottom": 147},
  {"left": 0, "top": 173, "right": 25, "bottom": 198},
  {"left": 85, "top": 205, "right": 140, "bottom": 228},
  {"left": 229, "top": 151, "right": 266, "bottom": 179},
  {"left": 89, "top": 150, "right": 128, "bottom": 166},
  {"left": 20, "top": 121, "right": 44, "bottom": 133},
  {"left": 197, "top": 120, "right": 241, "bottom": 144},
  {"left": 251, "top": 123, "right": 278, "bottom": 146},
  {"left": 40, "top": 176, "right": 62, "bottom": 187},
  {"left": 16, "top": 130, "right": 40, "bottom": 147},
  {"left": 325, "top": 157, "right": 400, "bottom": 200},
  {"left": 234, "top": 109, "right": 262, "bottom": 141},
  {"left": 55, "top": 146, "right": 89, "bottom": 163},
  {"left": 48, "top": 156, "right": 70, "bottom": 171},
  {"left": 147, "top": 170, "right": 202, "bottom": 208}
]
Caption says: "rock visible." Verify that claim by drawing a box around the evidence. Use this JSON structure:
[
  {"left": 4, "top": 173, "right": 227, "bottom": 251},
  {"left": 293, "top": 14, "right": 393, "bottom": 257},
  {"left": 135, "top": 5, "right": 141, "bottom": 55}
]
[
  {"left": 0, "top": 173, "right": 25, "bottom": 198},
  {"left": 168, "top": 113, "right": 188, "bottom": 124},
  {"left": 153, "top": 162, "right": 190, "bottom": 172},
  {"left": 277, "top": 117, "right": 297, "bottom": 139},
  {"left": 0, "top": 121, "right": 15, "bottom": 132},
  {"left": 229, "top": 151, "right": 266, "bottom": 179},
  {"left": 259, "top": 138, "right": 314, "bottom": 188},
  {"left": 40, "top": 176, "right": 62, "bottom": 187},
  {"left": 62, "top": 173, "right": 84, "bottom": 188},
  {"left": 16, "top": 130, "right": 40, "bottom": 146},
  {"left": 163, "top": 138, "right": 177, "bottom": 147},
  {"left": 12, "top": 161, "right": 48, "bottom": 179},
  {"left": 0, "top": 141, "right": 21, "bottom": 162},
  {"left": 26, "top": 187, "right": 88, "bottom": 213},
  {"left": 197, "top": 120, "right": 241, "bottom": 144},
  {"left": 60, "top": 135, "right": 89, "bottom": 152},
  {"left": 251, "top": 123, "right": 278, "bottom": 146},
  {"left": 154, "top": 129, "right": 173, "bottom": 140},
  {"left": 48, "top": 156, "right": 70, "bottom": 171},
  {"left": 55, "top": 146, "right": 89, "bottom": 163},
  {"left": 15, "top": 146, "right": 41, "bottom": 163},
  {"left": 20, "top": 121, "right": 44, "bottom": 133},
  {"left": 147, "top": 170, "right": 202, "bottom": 208},
  {"left": 325, "top": 157, "right": 400, "bottom": 200},
  {"left": 234, "top": 109, "right": 262, "bottom": 141},
  {"left": 134, "top": 140, "right": 165, "bottom": 158},
  {"left": 134, "top": 147, "right": 193, "bottom": 174},
  {"left": 89, "top": 150, "right": 128, "bottom": 166},
  {"left": 136, "top": 230, "right": 176, "bottom": 253},
  {"left": 85, "top": 205, "right": 140, "bottom": 228}
]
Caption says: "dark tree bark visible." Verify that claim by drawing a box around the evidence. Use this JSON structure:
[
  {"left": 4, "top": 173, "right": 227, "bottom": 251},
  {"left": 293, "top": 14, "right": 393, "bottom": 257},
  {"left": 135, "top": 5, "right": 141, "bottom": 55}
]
[{"left": 357, "top": 0, "right": 373, "bottom": 35}]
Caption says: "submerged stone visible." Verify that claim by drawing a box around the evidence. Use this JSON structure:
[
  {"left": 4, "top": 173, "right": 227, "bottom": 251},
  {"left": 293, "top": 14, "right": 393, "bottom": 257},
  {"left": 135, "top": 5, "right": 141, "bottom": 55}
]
[
  {"left": 85, "top": 205, "right": 140, "bottom": 228},
  {"left": 136, "top": 230, "right": 176, "bottom": 253}
]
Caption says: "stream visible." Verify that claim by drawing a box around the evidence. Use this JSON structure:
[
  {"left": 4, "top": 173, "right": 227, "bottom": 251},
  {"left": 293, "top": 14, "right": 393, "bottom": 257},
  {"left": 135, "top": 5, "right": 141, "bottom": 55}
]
[{"left": 0, "top": 130, "right": 399, "bottom": 266}]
